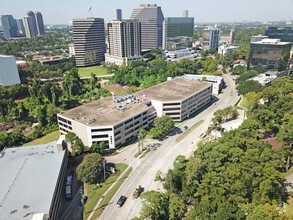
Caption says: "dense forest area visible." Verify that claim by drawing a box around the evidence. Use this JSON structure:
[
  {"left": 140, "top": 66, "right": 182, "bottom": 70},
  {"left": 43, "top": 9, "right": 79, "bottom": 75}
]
[{"left": 134, "top": 76, "right": 293, "bottom": 220}]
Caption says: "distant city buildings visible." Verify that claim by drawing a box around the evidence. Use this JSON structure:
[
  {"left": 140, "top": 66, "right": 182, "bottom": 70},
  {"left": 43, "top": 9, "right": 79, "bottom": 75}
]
[
  {"left": 73, "top": 18, "right": 106, "bottom": 67},
  {"left": 24, "top": 11, "right": 38, "bottom": 38},
  {"left": 249, "top": 38, "right": 292, "bottom": 70},
  {"left": 116, "top": 9, "right": 122, "bottom": 20},
  {"left": 1, "top": 15, "right": 18, "bottom": 39},
  {"left": 265, "top": 26, "right": 293, "bottom": 43},
  {"left": 130, "top": 4, "right": 164, "bottom": 51},
  {"left": 162, "top": 17, "right": 194, "bottom": 50},
  {"left": 183, "top": 10, "right": 188, "bottom": 18},
  {"left": 0, "top": 55, "right": 21, "bottom": 87},
  {"left": 105, "top": 20, "right": 142, "bottom": 66},
  {"left": 16, "top": 19, "right": 25, "bottom": 34},
  {"left": 35, "top": 12, "right": 45, "bottom": 35},
  {"left": 202, "top": 28, "right": 221, "bottom": 50}
]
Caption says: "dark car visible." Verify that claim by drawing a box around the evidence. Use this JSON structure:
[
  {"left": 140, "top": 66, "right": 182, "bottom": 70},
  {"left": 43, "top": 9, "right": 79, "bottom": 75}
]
[
  {"left": 184, "top": 126, "right": 188, "bottom": 130},
  {"left": 117, "top": 196, "right": 127, "bottom": 207}
]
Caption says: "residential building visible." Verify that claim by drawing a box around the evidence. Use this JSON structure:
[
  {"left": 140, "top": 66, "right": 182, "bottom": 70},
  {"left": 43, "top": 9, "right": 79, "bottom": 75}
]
[
  {"left": 220, "top": 29, "right": 234, "bottom": 44},
  {"left": 178, "top": 74, "right": 224, "bottom": 94},
  {"left": 251, "top": 34, "right": 268, "bottom": 43},
  {"left": 265, "top": 26, "right": 293, "bottom": 43},
  {"left": 1, "top": 15, "right": 18, "bottom": 39},
  {"left": 116, "top": 9, "right": 122, "bottom": 20},
  {"left": 249, "top": 38, "right": 292, "bottom": 70},
  {"left": 183, "top": 10, "right": 188, "bottom": 18},
  {"left": 162, "top": 17, "right": 194, "bottom": 50},
  {"left": 0, "top": 143, "right": 67, "bottom": 220},
  {"left": 73, "top": 18, "right": 105, "bottom": 67},
  {"left": 202, "top": 28, "right": 221, "bottom": 50},
  {"left": 57, "top": 78, "right": 212, "bottom": 149},
  {"left": 0, "top": 55, "right": 21, "bottom": 87},
  {"left": 218, "top": 45, "right": 240, "bottom": 57},
  {"left": 35, "top": 12, "right": 45, "bottom": 35},
  {"left": 130, "top": 4, "right": 164, "bottom": 51},
  {"left": 16, "top": 19, "right": 25, "bottom": 34},
  {"left": 105, "top": 19, "right": 141, "bottom": 66}
]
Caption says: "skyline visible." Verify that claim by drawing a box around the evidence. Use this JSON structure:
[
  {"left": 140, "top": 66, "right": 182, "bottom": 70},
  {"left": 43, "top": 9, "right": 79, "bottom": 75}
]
[{"left": 0, "top": 0, "right": 293, "bottom": 25}]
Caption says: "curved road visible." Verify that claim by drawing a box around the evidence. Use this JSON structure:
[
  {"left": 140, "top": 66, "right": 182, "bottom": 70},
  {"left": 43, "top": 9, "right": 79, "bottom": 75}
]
[{"left": 96, "top": 73, "right": 238, "bottom": 220}]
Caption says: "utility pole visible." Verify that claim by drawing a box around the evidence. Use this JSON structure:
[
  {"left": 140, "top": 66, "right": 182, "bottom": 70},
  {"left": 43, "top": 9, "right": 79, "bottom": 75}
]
[{"left": 103, "top": 162, "right": 106, "bottom": 183}]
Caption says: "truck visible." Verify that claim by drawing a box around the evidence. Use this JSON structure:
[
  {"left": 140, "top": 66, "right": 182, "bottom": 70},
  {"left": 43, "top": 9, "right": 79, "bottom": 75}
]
[{"left": 133, "top": 185, "right": 143, "bottom": 199}]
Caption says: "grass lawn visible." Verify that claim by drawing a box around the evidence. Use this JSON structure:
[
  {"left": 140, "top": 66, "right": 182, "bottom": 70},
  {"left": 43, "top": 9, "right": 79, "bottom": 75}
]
[
  {"left": 23, "top": 130, "right": 60, "bottom": 146},
  {"left": 78, "top": 65, "right": 109, "bottom": 77},
  {"left": 84, "top": 163, "right": 129, "bottom": 220},
  {"left": 102, "top": 84, "right": 129, "bottom": 96},
  {"left": 285, "top": 197, "right": 293, "bottom": 216},
  {"left": 239, "top": 96, "right": 249, "bottom": 108},
  {"left": 91, "top": 166, "right": 133, "bottom": 219},
  {"left": 176, "top": 119, "right": 205, "bottom": 143}
]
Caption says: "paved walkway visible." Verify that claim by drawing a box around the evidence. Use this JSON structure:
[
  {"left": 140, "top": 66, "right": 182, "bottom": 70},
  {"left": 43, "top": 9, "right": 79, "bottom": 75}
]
[
  {"left": 285, "top": 173, "right": 293, "bottom": 192},
  {"left": 87, "top": 166, "right": 132, "bottom": 220}
]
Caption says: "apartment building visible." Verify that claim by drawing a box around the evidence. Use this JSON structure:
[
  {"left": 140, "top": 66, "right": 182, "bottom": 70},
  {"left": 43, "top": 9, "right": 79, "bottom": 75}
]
[{"left": 57, "top": 78, "right": 211, "bottom": 149}]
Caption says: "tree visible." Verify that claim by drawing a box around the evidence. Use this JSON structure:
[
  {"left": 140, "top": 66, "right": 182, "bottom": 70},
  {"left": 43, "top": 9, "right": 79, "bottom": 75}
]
[
  {"left": 138, "top": 191, "right": 169, "bottom": 220},
  {"left": 169, "top": 194, "right": 186, "bottom": 220},
  {"left": 138, "top": 129, "right": 148, "bottom": 153},
  {"left": 72, "top": 138, "right": 85, "bottom": 156},
  {"left": 63, "top": 68, "right": 82, "bottom": 97},
  {"left": 37, "top": 104, "right": 47, "bottom": 127},
  {"left": 230, "top": 65, "right": 246, "bottom": 75},
  {"left": 245, "top": 92, "right": 263, "bottom": 109},
  {"left": 76, "top": 153, "right": 105, "bottom": 184},
  {"left": 90, "top": 73, "right": 98, "bottom": 90},
  {"left": 236, "top": 80, "right": 264, "bottom": 95},
  {"left": 91, "top": 141, "right": 106, "bottom": 155}
]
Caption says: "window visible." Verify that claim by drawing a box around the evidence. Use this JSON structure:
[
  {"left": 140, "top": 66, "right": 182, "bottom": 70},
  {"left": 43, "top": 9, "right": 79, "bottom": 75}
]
[
  {"left": 91, "top": 128, "right": 112, "bottom": 132},
  {"left": 92, "top": 134, "right": 108, "bottom": 139}
]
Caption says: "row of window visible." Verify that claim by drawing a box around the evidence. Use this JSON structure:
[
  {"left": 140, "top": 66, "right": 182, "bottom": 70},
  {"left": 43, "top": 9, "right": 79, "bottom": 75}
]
[
  {"left": 59, "top": 122, "right": 72, "bottom": 131},
  {"left": 58, "top": 116, "right": 72, "bottom": 125}
]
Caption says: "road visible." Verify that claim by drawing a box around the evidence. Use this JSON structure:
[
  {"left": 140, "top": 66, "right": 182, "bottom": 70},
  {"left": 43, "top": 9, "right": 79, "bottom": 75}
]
[{"left": 97, "top": 73, "right": 239, "bottom": 220}]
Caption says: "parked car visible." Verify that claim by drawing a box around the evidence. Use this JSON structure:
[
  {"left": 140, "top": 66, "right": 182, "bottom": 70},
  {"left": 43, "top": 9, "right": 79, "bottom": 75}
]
[
  {"left": 184, "top": 126, "right": 188, "bottom": 130},
  {"left": 117, "top": 196, "right": 127, "bottom": 207}
]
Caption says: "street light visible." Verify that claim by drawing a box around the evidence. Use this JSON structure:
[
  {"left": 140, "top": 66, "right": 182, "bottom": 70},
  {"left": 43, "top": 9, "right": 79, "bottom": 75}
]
[{"left": 102, "top": 162, "right": 106, "bottom": 183}]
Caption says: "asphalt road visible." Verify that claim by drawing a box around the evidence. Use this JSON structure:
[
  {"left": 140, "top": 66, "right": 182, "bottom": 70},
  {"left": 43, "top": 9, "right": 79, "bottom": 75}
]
[{"left": 97, "top": 73, "right": 239, "bottom": 220}]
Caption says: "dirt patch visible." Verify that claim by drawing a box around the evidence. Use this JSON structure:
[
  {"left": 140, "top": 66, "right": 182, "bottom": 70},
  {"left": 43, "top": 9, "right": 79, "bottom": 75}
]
[
  {"left": 0, "top": 121, "right": 18, "bottom": 133},
  {"left": 22, "top": 123, "right": 39, "bottom": 136}
]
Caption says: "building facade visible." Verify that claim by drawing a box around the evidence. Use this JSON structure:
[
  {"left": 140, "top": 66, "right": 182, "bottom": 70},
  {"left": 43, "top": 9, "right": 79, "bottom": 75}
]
[
  {"left": 202, "top": 28, "right": 221, "bottom": 50},
  {"left": 16, "top": 19, "right": 25, "bottom": 34},
  {"left": 265, "top": 26, "right": 293, "bottom": 43},
  {"left": 0, "top": 55, "right": 21, "bottom": 87},
  {"left": 182, "top": 10, "right": 188, "bottom": 18},
  {"left": 23, "top": 16, "right": 36, "bottom": 38},
  {"left": 130, "top": 4, "right": 164, "bottom": 51},
  {"left": 73, "top": 18, "right": 106, "bottom": 67},
  {"left": 251, "top": 35, "right": 268, "bottom": 43},
  {"left": 35, "top": 12, "right": 45, "bottom": 35},
  {"left": 1, "top": 15, "right": 18, "bottom": 40},
  {"left": 218, "top": 45, "right": 240, "bottom": 57},
  {"left": 162, "top": 17, "right": 194, "bottom": 50},
  {"left": 57, "top": 78, "right": 211, "bottom": 149},
  {"left": 116, "top": 9, "right": 122, "bottom": 20},
  {"left": 105, "top": 20, "right": 141, "bottom": 65},
  {"left": 249, "top": 39, "right": 292, "bottom": 70}
]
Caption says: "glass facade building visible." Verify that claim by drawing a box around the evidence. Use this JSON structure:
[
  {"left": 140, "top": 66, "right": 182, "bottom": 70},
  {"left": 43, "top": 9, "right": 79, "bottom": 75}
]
[
  {"left": 163, "top": 17, "right": 194, "bottom": 50},
  {"left": 265, "top": 26, "right": 293, "bottom": 43},
  {"left": 1, "top": 15, "right": 18, "bottom": 40},
  {"left": 249, "top": 39, "right": 292, "bottom": 71}
]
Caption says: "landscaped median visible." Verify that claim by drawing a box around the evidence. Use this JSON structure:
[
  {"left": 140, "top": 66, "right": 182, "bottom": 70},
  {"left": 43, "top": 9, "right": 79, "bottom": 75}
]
[
  {"left": 84, "top": 163, "right": 132, "bottom": 220},
  {"left": 175, "top": 119, "right": 205, "bottom": 143}
]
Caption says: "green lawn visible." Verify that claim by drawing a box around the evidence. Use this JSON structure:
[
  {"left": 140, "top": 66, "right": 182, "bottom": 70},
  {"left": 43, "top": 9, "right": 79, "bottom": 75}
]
[
  {"left": 239, "top": 96, "right": 249, "bottom": 108},
  {"left": 176, "top": 120, "right": 205, "bottom": 143},
  {"left": 84, "top": 163, "right": 129, "bottom": 220},
  {"left": 102, "top": 84, "right": 129, "bottom": 96},
  {"left": 91, "top": 166, "right": 133, "bottom": 219},
  {"left": 24, "top": 130, "right": 60, "bottom": 146},
  {"left": 78, "top": 65, "right": 109, "bottom": 77}
]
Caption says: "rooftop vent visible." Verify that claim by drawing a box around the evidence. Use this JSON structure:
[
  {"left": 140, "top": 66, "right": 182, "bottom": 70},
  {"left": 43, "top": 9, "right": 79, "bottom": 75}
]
[{"left": 116, "top": 105, "right": 126, "bottom": 110}]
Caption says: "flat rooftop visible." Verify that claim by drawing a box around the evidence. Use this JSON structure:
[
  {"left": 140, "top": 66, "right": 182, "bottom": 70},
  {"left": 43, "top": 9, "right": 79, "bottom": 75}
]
[
  {"left": 135, "top": 77, "right": 211, "bottom": 102},
  {"left": 60, "top": 78, "right": 211, "bottom": 127},
  {"left": 59, "top": 96, "right": 149, "bottom": 127},
  {"left": 0, "top": 144, "right": 65, "bottom": 220},
  {"left": 252, "top": 39, "right": 291, "bottom": 45},
  {"left": 178, "top": 74, "right": 223, "bottom": 82}
]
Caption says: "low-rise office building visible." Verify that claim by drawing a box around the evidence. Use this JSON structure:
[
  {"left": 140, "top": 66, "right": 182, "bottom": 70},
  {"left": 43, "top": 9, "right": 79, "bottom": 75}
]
[
  {"left": 0, "top": 143, "right": 67, "bottom": 220},
  {"left": 218, "top": 45, "right": 240, "bottom": 57},
  {"left": 164, "top": 48, "right": 198, "bottom": 62},
  {"left": 57, "top": 78, "right": 212, "bottom": 149}
]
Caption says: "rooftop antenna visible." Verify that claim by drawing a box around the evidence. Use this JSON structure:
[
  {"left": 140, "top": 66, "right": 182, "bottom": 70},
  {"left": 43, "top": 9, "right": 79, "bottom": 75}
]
[{"left": 110, "top": 91, "right": 115, "bottom": 108}]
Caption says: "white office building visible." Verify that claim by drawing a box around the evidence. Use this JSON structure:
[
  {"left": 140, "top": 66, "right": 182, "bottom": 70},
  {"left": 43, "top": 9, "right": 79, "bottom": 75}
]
[{"left": 0, "top": 55, "right": 21, "bottom": 87}]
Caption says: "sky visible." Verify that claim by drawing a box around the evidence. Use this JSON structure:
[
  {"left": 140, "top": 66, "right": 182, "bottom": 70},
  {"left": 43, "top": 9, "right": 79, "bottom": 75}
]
[{"left": 0, "top": 0, "right": 293, "bottom": 25}]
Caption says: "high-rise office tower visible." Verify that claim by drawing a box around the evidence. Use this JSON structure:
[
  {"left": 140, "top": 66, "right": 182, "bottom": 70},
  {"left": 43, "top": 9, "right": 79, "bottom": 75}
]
[
  {"left": 35, "top": 12, "right": 45, "bottom": 35},
  {"left": 1, "top": 15, "right": 18, "bottom": 40},
  {"left": 183, "top": 10, "right": 188, "bottom": 18},
  {"left": 163, "top": 17, "right": 194, "bottom": 50},
  {"left": 130, "top": 4, "right": 164, "bottom": 51},
  {"left": 73, "top": 18, "right": 106, "bottom": 67},
  {"left": 202, "top": 28, "right": 221, "bottom": 50},
  {"left": 105, "top": 20, "right": 141, "bottom": 65},
  {"left": 26, "top": 11, "right": 37, "bottom": 35},
  {"left": 23, "top": 16, "right": 37, "bottom": 38},
  {"left": 265, "top": 26, "right": 293, "bottom": 43},
  {"left": 116, "top": 9, "right": 122, "bottom": 20},
  {"left": 16, "top": 19, "right": 25, "bottom": 34},
  {"left": 230, "top": 29, "right": 235, "bottom": 43}
]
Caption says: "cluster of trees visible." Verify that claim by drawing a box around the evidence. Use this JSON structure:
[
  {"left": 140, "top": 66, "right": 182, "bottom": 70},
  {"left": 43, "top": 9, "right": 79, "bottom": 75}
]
[
  {"left": 135, "top": 76, "right": 293, "bottom": 219},
  {"left": 65, "top": 132, "right": 85, "bottom": 156},
  {"left": 211, "top": 105, "right": 239, "bottom": 126},
  {"left": 149, "top": 116, "right": 175, "bottom": 139},
  {"left": 235, "top": 69, "right": 265, "bottom": 95}
]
